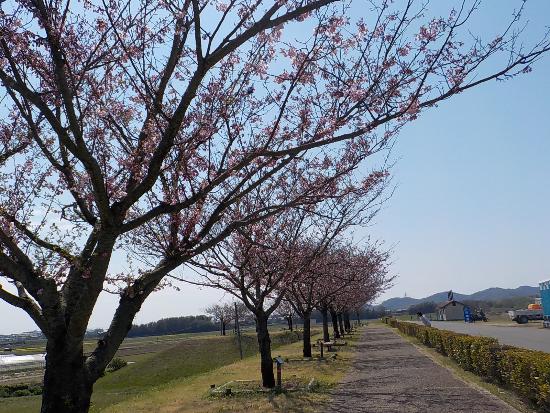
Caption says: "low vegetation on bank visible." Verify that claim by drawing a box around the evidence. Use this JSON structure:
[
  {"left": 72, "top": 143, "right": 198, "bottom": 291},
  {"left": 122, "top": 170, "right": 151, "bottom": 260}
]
[
  {"left": 103, "top": 328, "right": 362, "bottom": 413},
  {"left": 0, "top": 326, "right": 362, "bottom": 413}
]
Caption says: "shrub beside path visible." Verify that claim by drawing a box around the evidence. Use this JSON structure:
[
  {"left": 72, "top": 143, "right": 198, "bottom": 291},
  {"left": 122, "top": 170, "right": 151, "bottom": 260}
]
[{"left": 327, "top": 325, "right": 518, "bottom": 413}]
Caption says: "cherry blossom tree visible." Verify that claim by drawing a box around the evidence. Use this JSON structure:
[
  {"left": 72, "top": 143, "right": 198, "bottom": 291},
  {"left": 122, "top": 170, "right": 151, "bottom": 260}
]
[
  {"left": 205, "top": 303, "right": 234, "bottom": 335},
  {"left": 280, "top": 193, "right": 389, "bottom": 356},
  {"left": 275, "top": 299, "right": 296, "bottom": 331},
  {"left": 288, "top": 241, "right": 391, "bottom": 356},
  {"left": 330, "top": 252, "right": 391, "bottom": 336},
  {"left": 191, "top": 173, "right": 389, "bottom": 384},
  {"left": 0, "top": 0, "right": 548, "bottom": 411},
  {"left": 188, "top": 195, "right": 352, "bottom": 386},
  {"left": 205, "top": 301, "right": 251, "bottom": 334},
  {"left": 232, "top": 301, "right": 254, "bottom": 332},
  {"left": 190, "top": 216, "right": 297, "bottom": 387}
]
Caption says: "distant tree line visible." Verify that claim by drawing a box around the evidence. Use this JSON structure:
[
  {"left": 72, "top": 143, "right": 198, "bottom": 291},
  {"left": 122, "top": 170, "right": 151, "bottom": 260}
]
[
  {"left": 462, "top": 296, "right": 535, "bottom": 313},
  {"left": 127, "top": 316, "right": 217, "bottom": 338},
  {"left": 408, "top": 301, "right": 438, "bottom": 315},
  {"left": 204, "top": 302, "right": 253, "bottom": 336}
]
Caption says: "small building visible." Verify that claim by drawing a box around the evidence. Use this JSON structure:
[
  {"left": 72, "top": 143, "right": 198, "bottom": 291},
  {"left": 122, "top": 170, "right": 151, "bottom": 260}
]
[{"left": 437, "top": 300, "right": 467, "bottom": 321}]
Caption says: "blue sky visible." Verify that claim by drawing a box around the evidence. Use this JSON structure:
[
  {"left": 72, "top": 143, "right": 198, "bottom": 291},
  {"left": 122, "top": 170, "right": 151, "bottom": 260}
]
[
  {"left": 367, "top": 1, "right": 550, "bottom": 302},
  {"left": 1, "top": 1, "right": 549, "bottom": 334},
  {"left": 370, "top": 57, "right": 550, "bottom": 301}
]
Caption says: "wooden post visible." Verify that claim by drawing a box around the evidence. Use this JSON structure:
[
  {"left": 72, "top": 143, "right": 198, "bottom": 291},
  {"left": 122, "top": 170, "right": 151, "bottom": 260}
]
[
  {"left": 235, "top": 302, "right": 243, "bottom": 360},
  {"left": 274, "top": 356, "right": 284, "bottom": 388}
]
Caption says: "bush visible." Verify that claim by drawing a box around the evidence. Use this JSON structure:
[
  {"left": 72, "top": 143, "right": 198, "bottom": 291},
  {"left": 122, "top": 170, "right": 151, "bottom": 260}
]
[
  {"left": 0, "top": 384, "right": 43, "bottom": 398},
  {"left": 388, "top": 320, "right": 550, "bottom": 412},
  {"left": 11, "top": 389, "right": 31, "bottom": 397},
  {"left": 107, "top": 357, "right": 128, "bottom": 372},
  {"left": 272, "top": 330, "right": 303, "bottom": 345},
  {"left": 498, "top": 348, "right": 550, "bottom": 409},
  {"left": 29, "top": 385, "right": 43, "bottom": 395}
]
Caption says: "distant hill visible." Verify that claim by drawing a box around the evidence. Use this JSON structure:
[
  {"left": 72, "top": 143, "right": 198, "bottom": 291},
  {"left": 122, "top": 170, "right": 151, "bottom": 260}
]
[{"left": 380, "top": 285, "right": 539, "bottom": 310}]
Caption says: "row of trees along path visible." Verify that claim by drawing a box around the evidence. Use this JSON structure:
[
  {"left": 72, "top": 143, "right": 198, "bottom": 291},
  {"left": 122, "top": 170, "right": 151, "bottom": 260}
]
[
  {"left": 0, "top": 0, "right": 549, "bottom": 411},
  {"left": 205, "top": 302, "right": 250, "bottom": 336},
  {"left": 190, "top": 188, "right": 393, "bottom": 386}
]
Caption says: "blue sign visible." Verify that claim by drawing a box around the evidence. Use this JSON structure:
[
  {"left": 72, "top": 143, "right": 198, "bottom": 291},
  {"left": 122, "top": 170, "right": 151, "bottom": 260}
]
[{"left": 463, "top": 306, "right": 472, "bottom": 323}]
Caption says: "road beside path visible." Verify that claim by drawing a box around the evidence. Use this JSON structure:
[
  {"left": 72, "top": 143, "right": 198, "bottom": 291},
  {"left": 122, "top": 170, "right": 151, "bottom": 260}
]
[{"left": 326, "top": 326, "right": 519, "bottom": 413}]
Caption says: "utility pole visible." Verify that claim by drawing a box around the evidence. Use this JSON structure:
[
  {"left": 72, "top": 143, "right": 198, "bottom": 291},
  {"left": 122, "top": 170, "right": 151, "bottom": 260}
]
[{"left": 234, "top": 302, "right": 243, "bottom": 360}]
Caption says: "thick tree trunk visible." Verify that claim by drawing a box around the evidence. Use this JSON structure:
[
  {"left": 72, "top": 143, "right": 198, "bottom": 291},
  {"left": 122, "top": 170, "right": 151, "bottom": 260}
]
[
  {"left": 337, "top": 313, "right": 345, "bottom": 337},
  {"left": 330, "top": 309, "right": 340, "bottom": 339},
  {"left": 288, "top": 316, "right": 293, "bottom": 332},
  {"left": 344, "top": 311, "right": 351, "bottom": 331},
  {"left": 222, "top": 321, "right": 226, "bottom": 336},
  {"left": 356, "top": 311, "right": 361, "bottom": 325},
  {"left": 321, "top": 307, "right": 330, "bottom": 342},
  {"left": 302, "top": 313, "right": 312, "bottom": 358},
  {"left": 256, "top": 314, "right": 275, "bottom": 388},
  {"left": 41, "top": 340, "right": 94, "bottom": 413}
]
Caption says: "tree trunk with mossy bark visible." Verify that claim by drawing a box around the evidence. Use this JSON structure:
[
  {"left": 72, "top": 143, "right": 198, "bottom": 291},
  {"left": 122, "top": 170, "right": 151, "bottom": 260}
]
[
  {"left": 256, "top": 313, "right": 275, "bottom": 388},
  {"left": 337, "top": 313, "right": 345, "bottom": 337},
  {"left": 36, "top": 262, "right": 163, "bottom": 413},
  {"left": 41, "top": 340, "right": 93, "bottom": 413},
  {"left": 330, "top": 309, "right": 340, "bottom": 339},
  {"left": 344, "top": 311, "right": 351, "bottom": 332},
  {"left": 302, "top": 312, "right": 312, "bottom": 357}
]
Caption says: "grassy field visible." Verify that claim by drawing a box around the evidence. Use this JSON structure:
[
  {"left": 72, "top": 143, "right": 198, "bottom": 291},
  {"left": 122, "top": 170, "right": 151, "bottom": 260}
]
[
  {"left": 7, "top": 330, "right": 224, "bottom": 356},
  {"left": 103, "top": 328, "right": 362, "bottom": 413},
  {"left": 0, "top": 326, "right": 361, "bottom": 412},
  {"left": 0, "top": 331, "right": 227, "bottom": 387}
]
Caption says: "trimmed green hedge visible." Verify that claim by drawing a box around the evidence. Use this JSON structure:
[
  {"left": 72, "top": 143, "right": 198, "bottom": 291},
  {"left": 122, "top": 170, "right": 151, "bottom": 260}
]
[{"left": 383, "top": 318, "right": 550, "bottom": 412}]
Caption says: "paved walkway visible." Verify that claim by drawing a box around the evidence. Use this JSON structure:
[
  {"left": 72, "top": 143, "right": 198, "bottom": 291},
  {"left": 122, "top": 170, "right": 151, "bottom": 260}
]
[{"left": 327, "top": 326, "right": 518, "bottom": 413}]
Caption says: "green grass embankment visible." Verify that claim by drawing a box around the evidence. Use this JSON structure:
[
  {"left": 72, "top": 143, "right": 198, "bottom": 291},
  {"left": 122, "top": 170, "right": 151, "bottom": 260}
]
[
  {"left": 103, "top": 327, "right": 362, "bottom": 413},
  {"left": 0, "top": 329, "right": 305, "bottom": 413}
]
